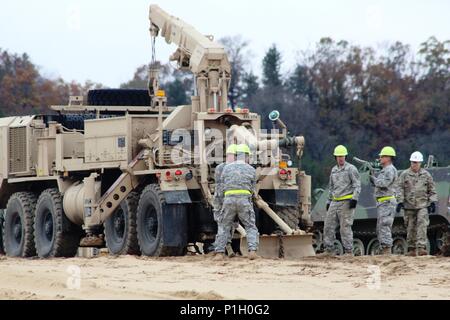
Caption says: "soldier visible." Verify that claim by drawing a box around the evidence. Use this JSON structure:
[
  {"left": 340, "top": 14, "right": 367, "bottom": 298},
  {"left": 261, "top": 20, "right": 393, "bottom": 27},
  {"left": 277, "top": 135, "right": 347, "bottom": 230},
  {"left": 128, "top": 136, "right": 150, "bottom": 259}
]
[
  {"left": 214, "top": 144, "right": 259, "bottom": 260},
  {"left": 397, "top": 151, "right": 438, "bottom": 256},
  {"left": 211, "top": 144, "right": 237, "bottom": 254},
  {"left": 322, "top": 145, "right": 361, "bottom": 256},
  {"left": 369, "top": 147, "right": 398, "bottom": 255}
]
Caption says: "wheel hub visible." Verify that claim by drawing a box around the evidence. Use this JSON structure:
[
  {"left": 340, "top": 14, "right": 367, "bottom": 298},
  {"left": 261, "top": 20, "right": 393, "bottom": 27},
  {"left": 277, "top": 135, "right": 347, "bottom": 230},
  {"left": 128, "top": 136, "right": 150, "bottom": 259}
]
[
  {"left": 43, "top": 211, "right": 53, "bottom": 241},
  {"left": 12, "top": 214, "right": 22, "bottom": 243},
  {"left": 113, "top": 210, "right": 125, "bottom": 239},
  {"left": 144, "top": 208, "right": 158, "bottom": 240}
]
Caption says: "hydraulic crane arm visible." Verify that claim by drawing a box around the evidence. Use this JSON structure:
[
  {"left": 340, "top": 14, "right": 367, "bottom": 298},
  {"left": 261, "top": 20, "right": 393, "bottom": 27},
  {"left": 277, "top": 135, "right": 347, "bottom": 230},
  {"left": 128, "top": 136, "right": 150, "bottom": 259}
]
[{"left": 149, "top": 5, "right": 231, "bottom": 112}]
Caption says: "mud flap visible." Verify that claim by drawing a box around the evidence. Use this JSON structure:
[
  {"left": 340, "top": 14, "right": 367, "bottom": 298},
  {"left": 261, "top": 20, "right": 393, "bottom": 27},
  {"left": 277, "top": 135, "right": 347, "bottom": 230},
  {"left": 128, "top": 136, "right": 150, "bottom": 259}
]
[
  {"left": 240, "top": 234, "right": 315, "bottom": 259},
  {"left": 162, "top": 204, "right": 188, "bottom": 248}
]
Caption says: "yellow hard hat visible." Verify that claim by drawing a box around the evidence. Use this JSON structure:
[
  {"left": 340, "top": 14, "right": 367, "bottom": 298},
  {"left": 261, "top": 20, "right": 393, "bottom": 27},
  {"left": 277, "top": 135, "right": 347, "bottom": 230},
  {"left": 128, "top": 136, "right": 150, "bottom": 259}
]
[
  {"left": 226, "top": 144, "right": 238, "bottom": 155},
  {"left": 236, "top": 144, "right": 251, "bottom": 155},
  {"left": 380, "top": 146, "right": 396, "bottom": 157},
  {"left": 334, "top": 145, "right": 348, "bottom": 157}
]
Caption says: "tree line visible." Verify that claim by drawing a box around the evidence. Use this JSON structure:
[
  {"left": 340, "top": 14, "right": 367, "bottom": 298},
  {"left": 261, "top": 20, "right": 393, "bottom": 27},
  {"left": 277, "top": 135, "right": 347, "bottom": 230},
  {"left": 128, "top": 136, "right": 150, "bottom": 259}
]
[{"left": 0, "top": 36, "right": 449, "bottom": 188}]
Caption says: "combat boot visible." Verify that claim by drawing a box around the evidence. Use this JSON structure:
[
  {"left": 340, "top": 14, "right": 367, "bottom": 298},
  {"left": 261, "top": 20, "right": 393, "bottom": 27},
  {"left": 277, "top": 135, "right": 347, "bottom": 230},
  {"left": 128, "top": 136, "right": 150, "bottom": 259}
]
[
  {"left": 417, "top": 248, "right": 428, "bottom": 256},
  {"left": 381, "top": 247, "right": 392, "bottom": 256},
  {"left": 406, "top": 248, "right": 416, "bottom": 257},
  {"left": 248, "top": 251, "right": 261, "bottom": 260}
]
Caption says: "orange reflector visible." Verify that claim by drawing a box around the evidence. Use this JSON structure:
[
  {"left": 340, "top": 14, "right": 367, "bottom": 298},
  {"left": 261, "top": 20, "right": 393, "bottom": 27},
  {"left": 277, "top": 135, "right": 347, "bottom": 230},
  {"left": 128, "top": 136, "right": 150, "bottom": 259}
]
[
  {"left": 279, "top": 161, "right": 288, "bottom": 169},
  {"left": 156, "top": 90, "right": 166, "bottom": 97}
]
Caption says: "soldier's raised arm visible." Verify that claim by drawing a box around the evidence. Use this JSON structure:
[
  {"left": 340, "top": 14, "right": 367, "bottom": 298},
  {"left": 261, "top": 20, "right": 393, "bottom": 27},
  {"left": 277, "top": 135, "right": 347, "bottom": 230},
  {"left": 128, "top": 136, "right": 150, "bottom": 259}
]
[
  {"left": 371, "top": 166, "right": 396, "bottom": 188},
  {"left": 350, "top": 166, "right": 361, "bottom": 201}
]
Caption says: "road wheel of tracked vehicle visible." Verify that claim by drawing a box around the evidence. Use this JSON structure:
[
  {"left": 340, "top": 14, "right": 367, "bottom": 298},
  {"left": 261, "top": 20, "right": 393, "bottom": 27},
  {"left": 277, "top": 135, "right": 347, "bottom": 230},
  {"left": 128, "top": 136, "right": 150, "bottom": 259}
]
[
  {"left": 87, "top": 89, "right": 151, "bottom": 107},
  {"left": 104, "top": 192, "right": 140, "bottom": 256},
  {"left": 312, "top": 230, "right": 323, "bottom": 253},
  {"left": 433, "top": 229, "right": 446, "bottom": 253},
  {"left": 137, "top": 184, "right": 187, "bottom": 257},
  {"left": 332, "top": 239, "right": 344, "bottom": 256},
  {"left": 34, "top": 189, "right": 82, "bottom": 258},
  {"left": 367, "top": 238, "right": 382, "bottom": 256},
  {"left": 3, "top": 192, "right": 37, "bottom": 257},
  {"left": 392, "top": 237, "right": 408, "bottom": 255},
  {"left": 353, "top": 238, "right": 365, "bottom": 256},
  {"left": 274, "top": 206, "right": 300, "bottom": 231}
]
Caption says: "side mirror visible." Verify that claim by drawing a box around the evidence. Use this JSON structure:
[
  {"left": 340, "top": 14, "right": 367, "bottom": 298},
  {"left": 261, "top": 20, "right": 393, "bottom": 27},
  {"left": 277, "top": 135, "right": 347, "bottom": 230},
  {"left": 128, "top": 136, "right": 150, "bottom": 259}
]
[{"left": 269, "top": 110, "right": 280, "bottom": 122}]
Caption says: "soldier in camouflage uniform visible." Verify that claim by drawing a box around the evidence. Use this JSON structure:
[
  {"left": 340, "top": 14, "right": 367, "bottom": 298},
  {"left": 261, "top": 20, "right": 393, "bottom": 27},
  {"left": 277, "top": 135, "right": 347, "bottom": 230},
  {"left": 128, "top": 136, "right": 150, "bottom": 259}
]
[
  {"left": 397, "top": 152, "right": 438, "bottom": 256},
  {"left": 370, "top": 147, "right": 398, "bottom": 255},
  {"left": 322, "top": 145, "right": 361, "bottom": 256},
  {"left": 211, "top": 144, "right": 237, "bottom": 254},
  {"left": 214, "top": 144, "right": 259, "bottom": 260}
]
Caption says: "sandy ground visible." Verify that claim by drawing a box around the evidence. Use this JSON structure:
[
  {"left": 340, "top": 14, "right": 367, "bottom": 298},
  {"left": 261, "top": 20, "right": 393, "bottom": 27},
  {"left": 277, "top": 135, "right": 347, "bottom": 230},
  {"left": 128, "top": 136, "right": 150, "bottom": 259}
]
[{"left": 0, "top": 253, "right": 449, "bottom": 300}]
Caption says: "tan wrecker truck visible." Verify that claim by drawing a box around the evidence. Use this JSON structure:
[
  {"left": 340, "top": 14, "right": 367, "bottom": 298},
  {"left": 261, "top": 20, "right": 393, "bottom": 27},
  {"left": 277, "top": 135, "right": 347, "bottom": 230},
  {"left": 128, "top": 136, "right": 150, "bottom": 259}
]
[{"left": 0, "top": 5, "right": 314, "bottom": 259}]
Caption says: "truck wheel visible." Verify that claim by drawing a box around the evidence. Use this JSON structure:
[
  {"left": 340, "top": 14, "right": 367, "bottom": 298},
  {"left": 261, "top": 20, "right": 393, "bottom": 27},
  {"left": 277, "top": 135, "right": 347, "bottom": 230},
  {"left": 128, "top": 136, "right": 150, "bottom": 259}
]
[
  {"left": 104, "top": 192, "right": 140, "bottom": 255},
  {"left": 0, "top": 210, "right": 4, "bottom": 254},
  {"left": 275, "top": 206, "right": 300, "bottom": 231},
  {"left": 137, "top": 184, "right": 187, "bottom": 257},
  {"left": 34, "top": 189, "right": 82, "bottom": 258},
  {"left": 87, "top": 89, "right": 151, "bottom": 107},
  {"left": 3, "top": 192, "right": 37, "bottom": 257}
]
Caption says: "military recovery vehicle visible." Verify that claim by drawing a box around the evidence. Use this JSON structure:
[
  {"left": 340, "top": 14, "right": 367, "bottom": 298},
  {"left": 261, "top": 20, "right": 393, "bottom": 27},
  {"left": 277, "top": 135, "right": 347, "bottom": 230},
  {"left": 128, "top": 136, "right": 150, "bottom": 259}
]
[
  {"left": 0, "top": 5, "right": 314, "bottom": 259},
  {"left": 311, "top": 156, "right": 450, "bottom": 256}
]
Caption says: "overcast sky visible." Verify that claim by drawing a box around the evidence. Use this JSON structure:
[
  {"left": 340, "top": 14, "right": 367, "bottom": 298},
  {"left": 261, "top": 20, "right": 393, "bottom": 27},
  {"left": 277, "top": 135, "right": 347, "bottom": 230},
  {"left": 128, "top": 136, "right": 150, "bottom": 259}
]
[{"left": 1, "top": 0, "right": 449, "bottom": 87}]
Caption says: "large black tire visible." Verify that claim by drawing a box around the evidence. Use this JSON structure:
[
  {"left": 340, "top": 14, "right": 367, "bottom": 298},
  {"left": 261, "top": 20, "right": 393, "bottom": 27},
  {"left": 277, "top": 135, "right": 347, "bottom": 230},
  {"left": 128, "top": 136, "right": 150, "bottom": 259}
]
[
  {"left": 34, "top": 189, "right": 82, "bottom": 258},
  {"left": 0, "top": 210, "right": 4, "bottom": 254},
  {"left": 275, "top": 206, "right": 300, "bottom": 231},
  {"left": 87, "top": 89, "right": 151, "bottom": 107},
  {"left": 137, "top": 184, "right": 187, "bottom": 257},
  {"left": 3, "top": 192, "right": 37, "bottom": 257},
  {"left": 104, "top": 192, "right": 140, "bottom": 255}
]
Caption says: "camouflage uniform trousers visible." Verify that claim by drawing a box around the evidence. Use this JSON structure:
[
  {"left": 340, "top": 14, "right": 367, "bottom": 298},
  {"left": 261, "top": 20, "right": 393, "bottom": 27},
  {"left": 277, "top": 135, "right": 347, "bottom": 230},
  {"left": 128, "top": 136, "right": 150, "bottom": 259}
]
[
  {"left": 376, "top": 199, "right": 396, "bottom": 248},
  {"left": 215, "top": 195, "right": 259, "bottom": 253},
  {"left": 212, "top": 206, "right": 238, "bottom": 251},
  {"left": 404, "top": 208, "right": 429, "bottom": 249},
  {"left": 323, "top": 200, "right": 354, "bottom": 252}
]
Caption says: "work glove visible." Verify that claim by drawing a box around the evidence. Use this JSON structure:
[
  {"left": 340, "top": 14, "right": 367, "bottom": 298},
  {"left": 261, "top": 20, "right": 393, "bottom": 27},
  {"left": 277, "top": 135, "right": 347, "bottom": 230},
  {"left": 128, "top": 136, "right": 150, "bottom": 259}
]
[
  {"left": 396, "top": 203, "right": 404, "bottom": 213},
  {"left": 326, "top": 203, "right": 330, "bottom": 211},
  {"left": 349, "top": 199, "right": 358, "bottom": 209},
  {"left": 428, "top": 202, "right": 436, "bottom": 214}
]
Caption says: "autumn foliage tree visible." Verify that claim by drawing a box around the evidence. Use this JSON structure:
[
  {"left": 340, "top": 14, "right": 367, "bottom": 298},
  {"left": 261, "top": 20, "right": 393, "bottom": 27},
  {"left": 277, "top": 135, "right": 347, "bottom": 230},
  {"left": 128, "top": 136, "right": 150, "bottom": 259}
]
[{"left": 0, "top": 48, "right": 101, "bottom": 116}]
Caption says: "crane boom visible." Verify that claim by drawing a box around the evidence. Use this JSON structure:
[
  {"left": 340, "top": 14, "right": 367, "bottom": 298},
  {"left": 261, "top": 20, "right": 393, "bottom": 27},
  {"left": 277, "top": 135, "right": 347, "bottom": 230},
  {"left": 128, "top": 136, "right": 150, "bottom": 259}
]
[{"left": 149, "top": 5, "right": 231, "bottom": 112}]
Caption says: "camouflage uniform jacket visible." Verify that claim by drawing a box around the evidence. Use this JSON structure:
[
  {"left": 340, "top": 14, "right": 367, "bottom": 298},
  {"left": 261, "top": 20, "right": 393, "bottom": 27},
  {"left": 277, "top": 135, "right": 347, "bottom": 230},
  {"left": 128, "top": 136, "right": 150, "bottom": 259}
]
[
  {"left": 370, "top": 164, "right": 398, "bottom": 199},
  {"left": 397, "top": 168, "right": 438, "bottom": 209},
  {"left": 221, "top": 161, "right": 256, "bottom": 194},
  {"left": 327, "top": 162, "right": 361, "bottom": 205}
]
